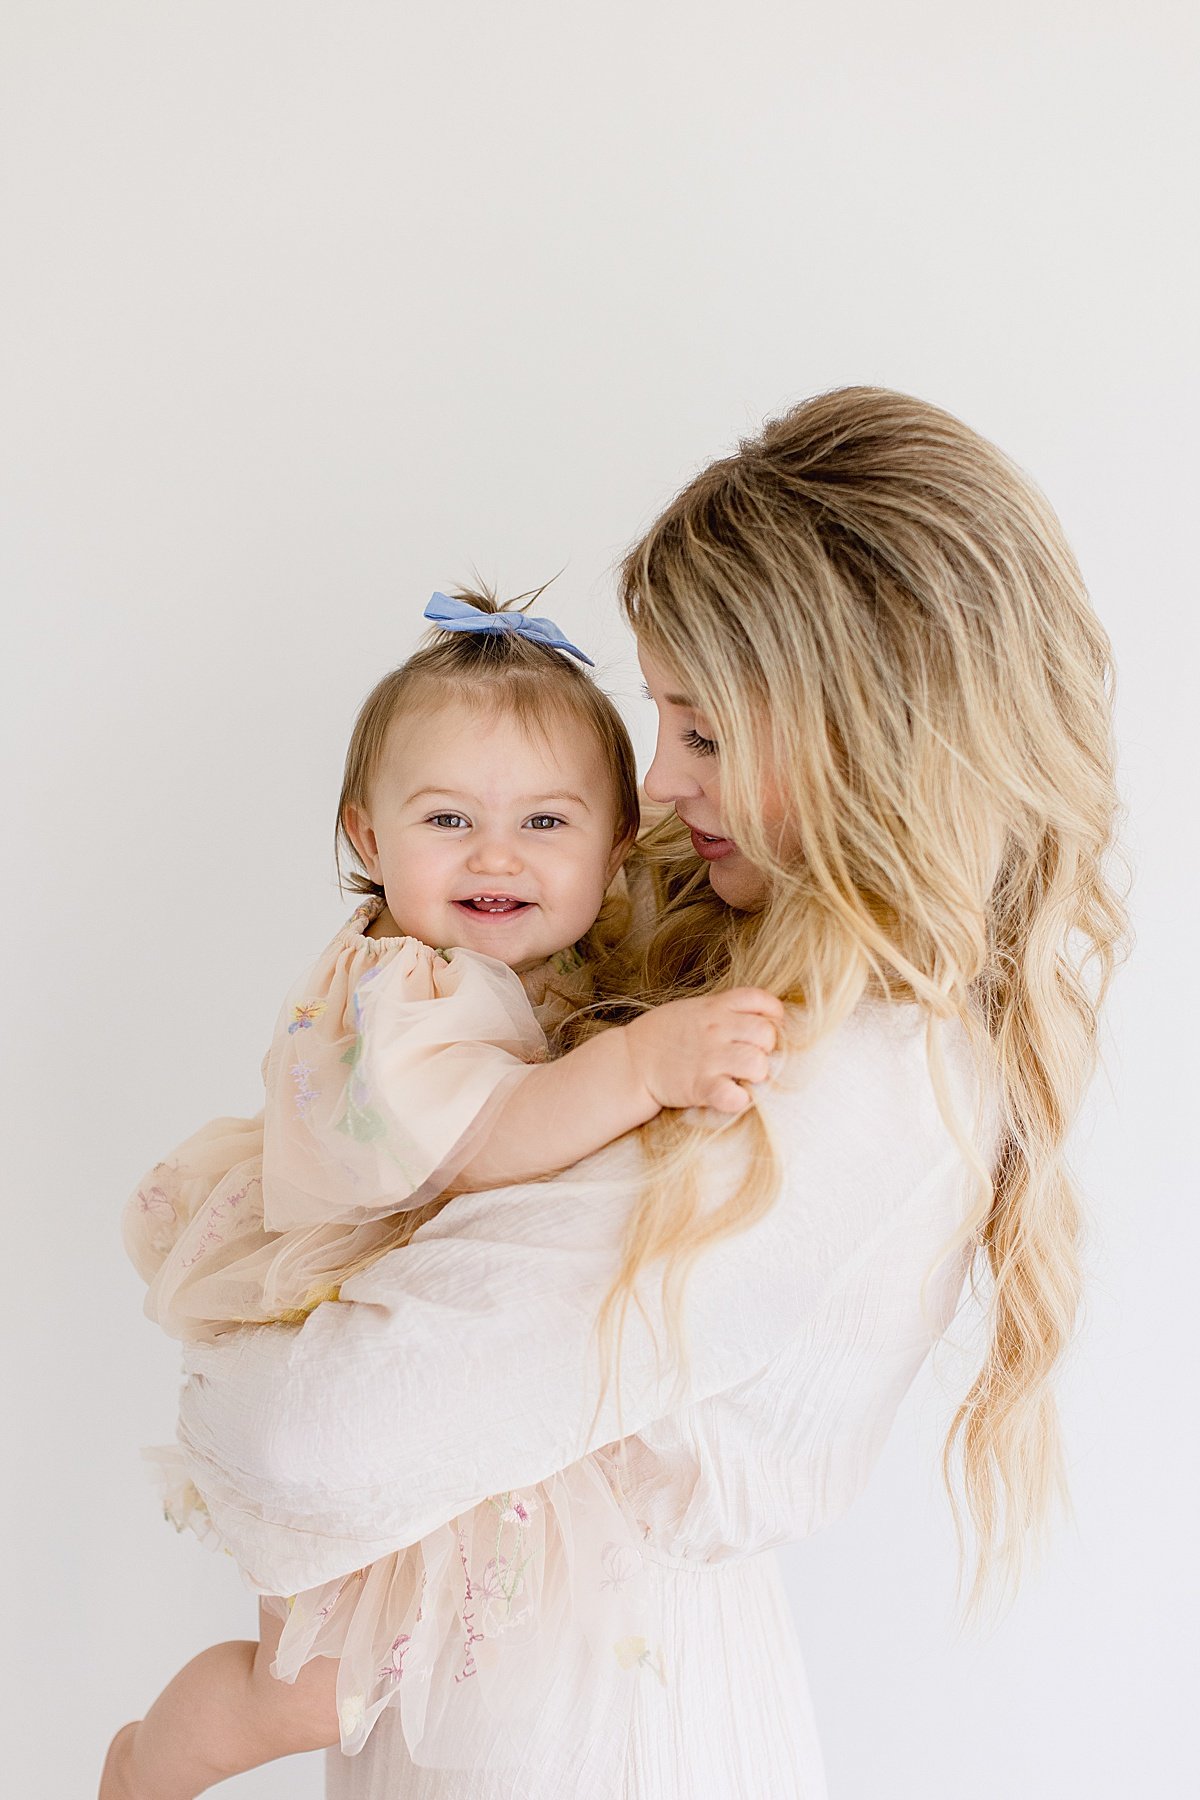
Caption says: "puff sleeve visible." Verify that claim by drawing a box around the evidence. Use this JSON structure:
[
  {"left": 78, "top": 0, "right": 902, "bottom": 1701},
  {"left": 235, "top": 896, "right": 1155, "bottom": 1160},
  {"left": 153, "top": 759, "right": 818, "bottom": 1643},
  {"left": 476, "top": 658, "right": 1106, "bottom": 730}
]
[
  {"left": 121, "top": 913, "right": 550, "bottom": 1342},
  {"left": 259, "top": 934, "right": 548, "bottom": 1230}
]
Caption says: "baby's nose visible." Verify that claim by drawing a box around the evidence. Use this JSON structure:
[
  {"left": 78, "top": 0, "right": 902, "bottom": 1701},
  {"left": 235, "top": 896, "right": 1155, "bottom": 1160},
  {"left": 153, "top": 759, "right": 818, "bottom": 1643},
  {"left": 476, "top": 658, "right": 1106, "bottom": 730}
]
[{"left": 466, "top": 835, "right": 523, "bottom": 873}]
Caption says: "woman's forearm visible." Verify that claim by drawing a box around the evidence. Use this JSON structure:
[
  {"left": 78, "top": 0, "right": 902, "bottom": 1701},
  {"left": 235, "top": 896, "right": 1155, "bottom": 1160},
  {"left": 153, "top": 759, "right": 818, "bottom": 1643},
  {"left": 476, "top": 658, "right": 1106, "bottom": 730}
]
[{"left": 446, "top": 1025, "right": 659, "bottom": 1193}]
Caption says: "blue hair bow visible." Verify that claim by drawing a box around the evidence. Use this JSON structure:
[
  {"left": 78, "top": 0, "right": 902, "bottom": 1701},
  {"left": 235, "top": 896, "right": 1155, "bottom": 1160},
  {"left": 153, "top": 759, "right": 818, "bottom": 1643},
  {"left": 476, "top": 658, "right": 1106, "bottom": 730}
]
[{"left": 423, "top": 591, "right": 595, "bottom": 666}]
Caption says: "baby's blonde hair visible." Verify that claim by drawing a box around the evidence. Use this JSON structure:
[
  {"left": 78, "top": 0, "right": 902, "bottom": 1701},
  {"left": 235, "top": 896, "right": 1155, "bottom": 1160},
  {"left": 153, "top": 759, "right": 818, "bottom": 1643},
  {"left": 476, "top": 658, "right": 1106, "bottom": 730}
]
[
  {"left": 334, "top": 583, "right": 640, "bottom": 972},
  {"left": 583, "top": 385, "right": 1129, "bottom": 1628}
]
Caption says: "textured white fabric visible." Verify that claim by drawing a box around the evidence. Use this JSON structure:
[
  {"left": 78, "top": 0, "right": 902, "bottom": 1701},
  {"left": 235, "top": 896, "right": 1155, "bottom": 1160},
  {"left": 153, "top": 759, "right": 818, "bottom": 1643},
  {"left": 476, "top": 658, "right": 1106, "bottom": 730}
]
[{"left": 170, "top": 999, "right": 997, "bottom": 1797}]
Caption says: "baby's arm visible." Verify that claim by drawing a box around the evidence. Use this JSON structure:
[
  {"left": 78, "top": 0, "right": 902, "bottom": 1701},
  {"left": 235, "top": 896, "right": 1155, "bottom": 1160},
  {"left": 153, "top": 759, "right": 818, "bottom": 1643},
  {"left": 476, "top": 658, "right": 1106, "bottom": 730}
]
[
  {"left": 445, "top": 987, "right": 785, "bottom": 1194},
  {"left": 99, "top": 1600, "right": 339, "bottom": 1800}
]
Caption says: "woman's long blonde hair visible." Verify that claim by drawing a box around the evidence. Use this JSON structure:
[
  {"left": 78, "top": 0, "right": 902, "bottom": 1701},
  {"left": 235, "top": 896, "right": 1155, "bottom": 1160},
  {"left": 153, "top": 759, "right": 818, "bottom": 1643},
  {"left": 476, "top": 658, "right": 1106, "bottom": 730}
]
[{"left": 583, "top": 385, "right": 1128, "bottom": 1627}]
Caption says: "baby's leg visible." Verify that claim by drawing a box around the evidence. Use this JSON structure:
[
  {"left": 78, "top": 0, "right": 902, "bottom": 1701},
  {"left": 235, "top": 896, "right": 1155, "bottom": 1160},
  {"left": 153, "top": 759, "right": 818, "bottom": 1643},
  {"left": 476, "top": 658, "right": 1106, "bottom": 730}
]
[{"left": 98, "top": 1598, "right": 341, "bottom": 1799}]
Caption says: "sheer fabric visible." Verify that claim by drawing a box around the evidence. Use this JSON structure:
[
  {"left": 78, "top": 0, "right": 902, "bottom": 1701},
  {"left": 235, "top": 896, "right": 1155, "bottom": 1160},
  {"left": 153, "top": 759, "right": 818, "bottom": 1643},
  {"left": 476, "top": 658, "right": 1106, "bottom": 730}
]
[
  {"left": 147, "top": 999, "right": 997, "bottom": 1791},
  {"left": 122, "top": 894, "right": 578, "bottom": 1340}
]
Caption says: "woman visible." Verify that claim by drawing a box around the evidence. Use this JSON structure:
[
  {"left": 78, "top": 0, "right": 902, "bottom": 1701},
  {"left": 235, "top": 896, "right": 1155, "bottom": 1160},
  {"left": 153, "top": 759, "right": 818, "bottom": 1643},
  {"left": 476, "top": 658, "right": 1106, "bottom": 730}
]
[{"left": 150, "top": 386, "right": 1126, "bottom": 1797}]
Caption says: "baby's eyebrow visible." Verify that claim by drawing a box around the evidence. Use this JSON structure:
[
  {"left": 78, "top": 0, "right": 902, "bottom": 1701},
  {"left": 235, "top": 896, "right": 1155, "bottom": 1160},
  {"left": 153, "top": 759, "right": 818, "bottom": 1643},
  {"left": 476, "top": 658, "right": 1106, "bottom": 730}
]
[{"left": 406, "top": 787, "right": 591, "bottom": 810}]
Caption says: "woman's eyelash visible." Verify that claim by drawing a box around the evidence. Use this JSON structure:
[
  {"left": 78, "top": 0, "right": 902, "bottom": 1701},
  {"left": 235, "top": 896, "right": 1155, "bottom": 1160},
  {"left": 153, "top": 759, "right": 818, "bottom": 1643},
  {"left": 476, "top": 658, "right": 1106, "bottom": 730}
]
[{"left": 682, "top": 728, "right": 718, "bottom": 757}]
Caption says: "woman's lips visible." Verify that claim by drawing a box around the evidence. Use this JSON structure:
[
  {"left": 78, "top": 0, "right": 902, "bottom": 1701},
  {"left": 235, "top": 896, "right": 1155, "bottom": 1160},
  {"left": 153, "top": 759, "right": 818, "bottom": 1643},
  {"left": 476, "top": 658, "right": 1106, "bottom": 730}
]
[{"left": 687, "top": 826, "right": 737, "bottom": 862}]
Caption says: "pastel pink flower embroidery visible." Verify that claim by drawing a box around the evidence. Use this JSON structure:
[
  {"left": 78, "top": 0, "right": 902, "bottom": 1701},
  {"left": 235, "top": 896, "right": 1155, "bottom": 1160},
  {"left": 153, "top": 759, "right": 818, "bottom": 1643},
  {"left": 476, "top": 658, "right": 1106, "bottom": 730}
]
[
  {"left": 498, "top": 1493, "right": 538, "bottom": 1527},
  {"left": 376, "top": 1632, "right": 411, "bottom": 1685},
  {"left": 136, "top": 1182, "right": 177, "bottom": 1220},
  {"left": 135, "top": 1180, "right": 180, "bottom": 1252}
]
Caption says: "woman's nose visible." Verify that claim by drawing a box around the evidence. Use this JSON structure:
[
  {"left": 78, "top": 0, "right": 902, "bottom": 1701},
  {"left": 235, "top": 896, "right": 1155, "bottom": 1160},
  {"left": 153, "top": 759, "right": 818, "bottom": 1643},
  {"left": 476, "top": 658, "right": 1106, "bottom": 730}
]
[{"left": 642, "top": 735, "right": 697, "bottom": 804}]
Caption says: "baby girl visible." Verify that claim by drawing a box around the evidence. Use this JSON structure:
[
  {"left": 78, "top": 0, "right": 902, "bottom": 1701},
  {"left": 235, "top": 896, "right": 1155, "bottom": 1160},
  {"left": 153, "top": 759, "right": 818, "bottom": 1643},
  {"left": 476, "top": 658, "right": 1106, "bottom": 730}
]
[{"left": 106, "top": 588, "right": 782, "bottom": 1798}]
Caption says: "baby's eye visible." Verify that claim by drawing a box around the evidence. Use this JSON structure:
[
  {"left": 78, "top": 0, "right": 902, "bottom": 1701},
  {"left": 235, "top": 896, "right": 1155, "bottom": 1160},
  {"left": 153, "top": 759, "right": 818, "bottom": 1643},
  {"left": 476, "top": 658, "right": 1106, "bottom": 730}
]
[
  {"left": 682, "top": 727, "right": 718, "bottom": 757},
  {"left": 427, "top": 812, "right": 470, "bottom": 829},
  {"left": 526, "top": 814, "right": 565, "bottom": 830}
]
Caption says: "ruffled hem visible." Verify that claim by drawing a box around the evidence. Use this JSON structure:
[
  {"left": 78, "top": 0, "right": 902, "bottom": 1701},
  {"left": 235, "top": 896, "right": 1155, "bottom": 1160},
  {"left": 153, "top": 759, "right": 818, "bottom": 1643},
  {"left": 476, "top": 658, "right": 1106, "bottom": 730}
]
[{"left": 142, "top": 1440, "right": 666, "bottom": 1766}]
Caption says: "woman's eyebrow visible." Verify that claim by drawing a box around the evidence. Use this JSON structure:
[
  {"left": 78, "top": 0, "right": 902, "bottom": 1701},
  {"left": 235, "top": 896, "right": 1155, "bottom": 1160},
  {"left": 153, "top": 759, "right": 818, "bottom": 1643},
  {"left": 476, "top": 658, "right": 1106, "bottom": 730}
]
[{"left": 639, "top": 681, "right": 696, "bottom": 706}]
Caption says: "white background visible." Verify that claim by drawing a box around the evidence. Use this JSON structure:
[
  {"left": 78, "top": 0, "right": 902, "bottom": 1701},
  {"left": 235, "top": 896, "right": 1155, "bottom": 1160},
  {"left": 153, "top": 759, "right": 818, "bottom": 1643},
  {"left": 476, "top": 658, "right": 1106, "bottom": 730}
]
[{"left": 2, "top": 4, "right": 1196, "bottom": 1796}]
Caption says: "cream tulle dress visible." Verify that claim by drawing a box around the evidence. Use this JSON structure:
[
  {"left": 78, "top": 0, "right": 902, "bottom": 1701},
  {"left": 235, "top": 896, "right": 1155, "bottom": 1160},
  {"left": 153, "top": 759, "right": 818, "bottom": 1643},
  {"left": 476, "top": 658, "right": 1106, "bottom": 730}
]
[
  {"left": 123, "top": 891, "right": 592, "bottom": 1342},
  {"left": 129, "top": 886, "right": 1001, "bottom": 1795},
  {"left": 125, "top": 893, "right": 660, "bottom": 1780}
]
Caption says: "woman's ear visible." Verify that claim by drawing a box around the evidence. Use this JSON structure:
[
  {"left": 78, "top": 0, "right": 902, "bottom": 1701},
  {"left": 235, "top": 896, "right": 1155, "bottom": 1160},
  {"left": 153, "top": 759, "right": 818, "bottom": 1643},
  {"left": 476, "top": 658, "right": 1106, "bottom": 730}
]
[{"left": 342, "top": 802, "right": 382, "bottom": 883}]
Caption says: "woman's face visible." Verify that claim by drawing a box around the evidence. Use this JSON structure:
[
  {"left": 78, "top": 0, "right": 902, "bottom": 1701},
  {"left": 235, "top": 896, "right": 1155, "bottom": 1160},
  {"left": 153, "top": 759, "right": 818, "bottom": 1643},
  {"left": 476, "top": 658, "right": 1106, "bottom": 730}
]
[{"left": 637, "top": 639, "right": 771, "bottom": 910}]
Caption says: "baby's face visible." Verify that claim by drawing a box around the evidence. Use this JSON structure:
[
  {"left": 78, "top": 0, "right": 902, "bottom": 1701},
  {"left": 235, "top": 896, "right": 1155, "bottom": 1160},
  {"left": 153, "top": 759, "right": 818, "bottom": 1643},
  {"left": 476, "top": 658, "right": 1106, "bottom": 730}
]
[{"left": 344, "top": 697, "right": 626, "bottom": 972}]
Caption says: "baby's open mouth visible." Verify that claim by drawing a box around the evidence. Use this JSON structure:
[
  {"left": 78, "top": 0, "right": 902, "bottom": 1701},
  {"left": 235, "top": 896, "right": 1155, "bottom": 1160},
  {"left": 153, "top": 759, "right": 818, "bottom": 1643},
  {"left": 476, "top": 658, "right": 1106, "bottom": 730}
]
[{"left": 454, "top": 895, "right": 533, "bottom": 916}]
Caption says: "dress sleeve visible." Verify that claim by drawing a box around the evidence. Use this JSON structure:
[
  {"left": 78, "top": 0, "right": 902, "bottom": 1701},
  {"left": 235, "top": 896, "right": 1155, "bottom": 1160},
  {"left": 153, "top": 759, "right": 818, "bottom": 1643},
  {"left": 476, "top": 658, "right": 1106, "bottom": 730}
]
[
  {"left": 260, "top": 938, "right": 548, "bottom": 1230},
  {"left": 154, "top": 1003, "right": 993, "bottom": 1765},
  {"left": 121, "top": 1110, "right": 265, "bottom": 1288},
  {"left": 171, "top": 1004, "right": 992, "bottom": 1589}
]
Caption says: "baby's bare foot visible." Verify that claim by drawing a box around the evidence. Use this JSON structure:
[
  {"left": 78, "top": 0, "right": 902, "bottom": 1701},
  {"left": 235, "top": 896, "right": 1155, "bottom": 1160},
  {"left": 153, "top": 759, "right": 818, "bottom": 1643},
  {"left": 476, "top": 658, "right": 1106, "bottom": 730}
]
[{"left": 99, "top": 1722, "right": 143, "bottom": 1800}]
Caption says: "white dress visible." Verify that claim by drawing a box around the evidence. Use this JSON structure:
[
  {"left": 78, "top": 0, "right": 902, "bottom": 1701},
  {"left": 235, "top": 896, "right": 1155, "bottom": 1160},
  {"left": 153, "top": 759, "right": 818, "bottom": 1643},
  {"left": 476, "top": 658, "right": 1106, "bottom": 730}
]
[{"left": 162, "top": 998, "right": 997, "bottom": 1799}]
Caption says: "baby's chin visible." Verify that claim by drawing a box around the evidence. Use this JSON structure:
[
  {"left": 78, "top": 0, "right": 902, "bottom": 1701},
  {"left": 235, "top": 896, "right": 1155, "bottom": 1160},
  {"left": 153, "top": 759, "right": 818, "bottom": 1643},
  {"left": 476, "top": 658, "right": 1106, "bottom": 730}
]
[{"left": 437, "top": 902, "right": 570, "bottom": 970}]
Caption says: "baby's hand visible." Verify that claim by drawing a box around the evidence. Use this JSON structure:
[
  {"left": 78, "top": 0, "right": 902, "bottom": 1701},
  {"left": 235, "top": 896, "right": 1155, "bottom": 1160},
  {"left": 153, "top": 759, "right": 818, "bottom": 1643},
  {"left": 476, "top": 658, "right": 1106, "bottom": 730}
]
[{"left": 622, "top": 989, "right": 786, "bottom": 1116}]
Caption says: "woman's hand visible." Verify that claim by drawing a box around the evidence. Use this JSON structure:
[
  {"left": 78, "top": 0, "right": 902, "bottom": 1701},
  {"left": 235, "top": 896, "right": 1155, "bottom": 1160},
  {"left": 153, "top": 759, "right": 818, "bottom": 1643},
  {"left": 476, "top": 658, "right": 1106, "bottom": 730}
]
[{"left": 620, "top": 989, "right": 786, "bottom": 1115}]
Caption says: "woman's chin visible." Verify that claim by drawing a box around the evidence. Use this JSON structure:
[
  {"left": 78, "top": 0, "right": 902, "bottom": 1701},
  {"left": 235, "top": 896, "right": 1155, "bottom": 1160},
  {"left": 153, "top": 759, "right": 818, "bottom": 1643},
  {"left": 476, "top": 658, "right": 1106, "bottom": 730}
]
[{"left": 706, "top": 850, "right": 768, "bottom": 911}]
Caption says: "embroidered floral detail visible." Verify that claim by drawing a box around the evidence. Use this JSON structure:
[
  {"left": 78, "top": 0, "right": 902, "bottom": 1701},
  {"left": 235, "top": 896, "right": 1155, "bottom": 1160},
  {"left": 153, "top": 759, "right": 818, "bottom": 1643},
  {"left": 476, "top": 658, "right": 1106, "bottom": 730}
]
[
  {"left": 136, "top": 1181, "right": 177, "bottom": 1221},
  {"left": 498, "top": 1493, "right": 538, "bottom": 1527},
  {"left": 290, "top": 1059, "right": 318, "bottom": 1119},
  {"left": 479, "top": 1553, "right": 533, "bottom": 1635},
  {"left": 134, "top": 1178, "right": 181, "bottom": 1253},
  {"left": 287, "top": 1000, "right": 326, "bottom": 1034},
  {"left": 376, "top": 1631, "right": 412, "bottom": 1685},
  {"left": 316, "top": 1578, "right": 350, "bottom": 1623},
  {"left": 598, "top": 1540, "right": 644, "bottom": 1591},
  {"left": 471, "top": 1491, "right": 540, "bottom": 1633},
  {"left": 613, "top": 1635, "right": 668, "bottom": 1684},
  {"left": 333, "top": 969, "right": 389, "bottom": 1144},
  {"left": 339, "top": 1694, "right": 366, "bottom": 1737},
  {"left": 455, "top": 1527, "right": 486, "bottom": 1682}
]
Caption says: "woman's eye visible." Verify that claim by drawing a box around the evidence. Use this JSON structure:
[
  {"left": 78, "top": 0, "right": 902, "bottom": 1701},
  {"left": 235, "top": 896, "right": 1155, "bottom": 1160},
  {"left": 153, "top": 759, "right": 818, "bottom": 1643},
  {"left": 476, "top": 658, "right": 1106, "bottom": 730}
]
[
  {"left": 428, "top": 813, "right": 469, "bottom": 829},
  {"left": 527, "top": 814, "right": 564, "bottom": 830},
  {"left": 682, "top": 727, "right": 718, "bottom": 757}
]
